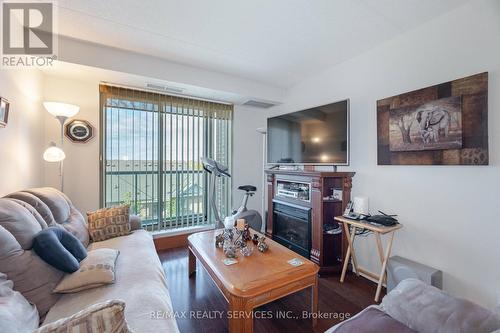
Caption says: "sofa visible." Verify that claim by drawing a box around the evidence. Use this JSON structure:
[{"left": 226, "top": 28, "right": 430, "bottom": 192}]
[
  {"left": 0, "top": 187, "right": 179, "bottom": 332},
  {"left": 326, "top": 278, "right": 500, "bottom": 333}
]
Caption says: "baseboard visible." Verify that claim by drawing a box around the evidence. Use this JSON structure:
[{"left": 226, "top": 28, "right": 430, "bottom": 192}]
[{"left": 153, "top": 225, "right": 215, "bottom": 251}]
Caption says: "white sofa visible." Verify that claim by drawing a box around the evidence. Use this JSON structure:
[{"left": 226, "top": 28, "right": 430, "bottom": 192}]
[{"left": 0, "top": 187, "right": 179, "bottom": 332}]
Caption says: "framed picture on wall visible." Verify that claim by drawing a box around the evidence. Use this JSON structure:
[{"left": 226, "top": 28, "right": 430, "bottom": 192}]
[
  {"left": 377, "top": 72, "right": 488, "bottom": 165},
  {"left": 0, "top": 98, "right": 9, "bottom": 128}
]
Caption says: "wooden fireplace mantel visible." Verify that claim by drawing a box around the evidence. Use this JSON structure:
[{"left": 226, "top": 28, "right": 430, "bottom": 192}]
[{"left": 265, "top": 169, "right": 355, "bottom": 275}]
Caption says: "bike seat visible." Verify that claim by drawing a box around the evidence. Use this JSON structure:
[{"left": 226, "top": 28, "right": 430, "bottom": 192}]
[{"left": 238, "top": 185, "right": 257, "bottom": 192}]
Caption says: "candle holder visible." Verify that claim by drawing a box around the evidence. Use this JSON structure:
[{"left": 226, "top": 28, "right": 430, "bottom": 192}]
[
  {"left": 240, "top": 244, "right": 254, "bottom": 257},
  {"left": 216, "top": 223, "right": 254, "bottom": 257},
  {"left": 223, "top": 239, "right": 237, "bottom": 258}
]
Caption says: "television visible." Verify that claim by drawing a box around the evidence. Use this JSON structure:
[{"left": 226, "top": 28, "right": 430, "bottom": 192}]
[{"left": 267, "top": 99, "right": 349, "bottom": 165}]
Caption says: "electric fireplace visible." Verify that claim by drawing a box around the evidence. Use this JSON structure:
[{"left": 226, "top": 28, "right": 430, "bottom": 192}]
[{"left": 272, "top": 200, "right": 311, "bottom": 258}]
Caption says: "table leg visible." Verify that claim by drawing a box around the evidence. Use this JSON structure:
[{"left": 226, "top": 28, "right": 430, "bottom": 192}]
[
  {"left": 188, "top": 247, "right": 196, "bottom": 277},
  {"left": 341, "top": 223, "right": 359, "bottom": 283},
  {"left": 349, "top": 227, "right": 359, "bottom": 276},
  {"left": 340, "top": 223, "right": 351, "bottom": 283},
  {"left": 375, "top": 233, "right": 387, "bottom": 284},
  {"left": 311, "top": 275, "right": 318, "bottom": 327},
  {"left": 375, "top": 231, "right": 395, "bottom": 302},
  {"left": 375, "top": 233, "right": 384, "bottom": 264},
  {"left": 228, "top": 297, "right": 253, "bottom": 333}
]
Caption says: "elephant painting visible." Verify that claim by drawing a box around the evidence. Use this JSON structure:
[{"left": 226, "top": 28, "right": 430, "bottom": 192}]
[
  {"left": 389, "top": 96, "right": 462, "bottom": 152},
  {"left": 416, "top": 109, "right": 451, "bottom": 144}
]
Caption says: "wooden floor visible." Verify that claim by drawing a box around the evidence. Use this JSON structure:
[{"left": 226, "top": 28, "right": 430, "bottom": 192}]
[{"left": 159, "top": 247, "right": 382, "bottom": 333}]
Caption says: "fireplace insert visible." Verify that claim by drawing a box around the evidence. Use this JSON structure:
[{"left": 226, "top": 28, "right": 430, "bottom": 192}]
[{"left": 272, "top": 200, "right": 311, "bottom": 258}]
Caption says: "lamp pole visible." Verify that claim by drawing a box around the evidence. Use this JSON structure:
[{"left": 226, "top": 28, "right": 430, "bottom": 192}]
[
  {"left": 56, "top": 116, "right": 68, "bottom": 192},
  {"left": 43, "top": 102, "right": 79, "bottom": 193},
  {"left": 256, "top": 127, "right": 267, "bottom": 233}
]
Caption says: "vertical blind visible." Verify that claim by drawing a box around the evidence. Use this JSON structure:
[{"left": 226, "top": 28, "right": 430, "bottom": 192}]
[{"left": 100, "top": 84, "right": 233, "bottom": 232}]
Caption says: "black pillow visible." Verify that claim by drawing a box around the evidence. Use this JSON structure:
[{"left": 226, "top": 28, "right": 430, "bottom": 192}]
[{"left": 33, "top": 227, "right": 88, "bottom": 273}]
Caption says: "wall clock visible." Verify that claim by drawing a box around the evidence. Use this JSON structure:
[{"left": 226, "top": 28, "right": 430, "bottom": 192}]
[{"left": 65, "top": 119, "right": 94, "bottom": 143}]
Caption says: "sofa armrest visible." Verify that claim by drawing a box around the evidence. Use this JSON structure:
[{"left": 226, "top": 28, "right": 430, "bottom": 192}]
[
  {"left": 129, "top": 215, "right": 143, "bottom": 231},
  {"left": 381, "top": 279, "right": 500, "bottom": 333}
]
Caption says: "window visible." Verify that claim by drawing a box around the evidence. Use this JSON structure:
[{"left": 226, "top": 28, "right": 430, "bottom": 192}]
[{"left": 100, "top": 85, "right": 232, "bottom": 232}]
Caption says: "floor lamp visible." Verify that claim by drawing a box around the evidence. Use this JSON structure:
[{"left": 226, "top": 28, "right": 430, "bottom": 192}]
[
  {"left": 256, "top": 127, "right": 267, "bottom": 233},
  {"left": 43, "top": 102, "right": 80, "bottom": 192}
]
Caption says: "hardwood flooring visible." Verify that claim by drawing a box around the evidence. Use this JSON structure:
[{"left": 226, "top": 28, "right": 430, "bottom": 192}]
[{"left": 159, "top": 247, "right": 382, "bottom": 333}]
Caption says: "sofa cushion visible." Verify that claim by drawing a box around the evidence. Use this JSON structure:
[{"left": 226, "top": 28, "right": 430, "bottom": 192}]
[
  {"left": 330, "top": 307, "right": 416, "bottom": 333},
  {"left": 33, "top": 227, "right": 88, "bottom": 273},
  {"left": 87, "top": 205, "right": 131, "bottom": 242},
  {"left": 0, "top": 272, "right": 39, "bottom": 333},
  {"left": 381, "top": 278, "right": 500, "bottom": 333},
  {"left": 6, "top": 191, "right": 58, "bottom": 226},
  {"left": 0, "top": 223, "right": 63, "bottom": 318},
  {"left": 25, "top": 188, "right": 89, "bottom": 247},
  {"left": 54, "top": 248, "right": 119, "bottom": 293},
  {"left": 44, "top": 230, "right": 179, "bottom": 333},
  {"left": 35, "top": 300, "right": 132, "bottom": 333},
  {"left": 0, "top": 198, "right": 46, "bottom": 249}
]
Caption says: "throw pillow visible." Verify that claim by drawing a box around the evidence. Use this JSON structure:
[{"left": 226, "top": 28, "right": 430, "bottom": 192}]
[
  {"left": 0, "top": 273, "right": 39, "bottom": 333},
  {"left": 33, "top": 226, "right": 88, "bottom": 273},
  {"left": 35, "top": 299, "right": 132, "bottom": 333},
  {"left": 87, "top": 205, "right": 131, "bottom": 242},
  {"left": 54, "top": 248, "right": 120, "bottom": 293}
]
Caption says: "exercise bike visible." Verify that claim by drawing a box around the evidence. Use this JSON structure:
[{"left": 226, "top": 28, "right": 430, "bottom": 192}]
[{"left": 202, "top": 157, "right": 263, "bottom": 231}]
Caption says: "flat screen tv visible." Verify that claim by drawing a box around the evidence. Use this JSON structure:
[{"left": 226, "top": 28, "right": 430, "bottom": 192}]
[{"left": 267, "top": 99, "right": 349, "bottom": 165}]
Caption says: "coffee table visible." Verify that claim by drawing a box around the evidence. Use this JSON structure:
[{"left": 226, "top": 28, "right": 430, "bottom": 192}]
[{"left": 188, "top": 229, "right": 319, "bottom": 333}]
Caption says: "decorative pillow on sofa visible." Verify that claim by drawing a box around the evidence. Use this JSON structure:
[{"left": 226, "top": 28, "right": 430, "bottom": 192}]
[
  {"left": 35, "top": 299, "right": 132, "bottom": 333},
  {"left": 0, "top": 273, "right": 39, "bottom": 333},
  {"left": 33, "top": 226, "right": 88, "bottom": 273},
  {"left": 87, "top": 205, "right": 131, "bottom": 242},
  {"left": 54, "top": 248, "right": 120, "bottom": 293}
]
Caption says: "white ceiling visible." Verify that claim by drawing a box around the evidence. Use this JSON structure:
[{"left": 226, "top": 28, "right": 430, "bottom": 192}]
[{"left": 52, "top": 0, "right": 470, "bottom": 88}]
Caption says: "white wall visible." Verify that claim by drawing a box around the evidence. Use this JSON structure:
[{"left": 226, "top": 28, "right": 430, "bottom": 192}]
[
  {"left": 268, "top": 0, "right": 500, "bottom": 308},
  {"left": 232, "top": 105, "right": 267, "bottom": 222},
  {"left": 0, "top": 69, "right": 44, "bottom": 195},
  {"left": 43, "top": 76, "right": 100, "bottom": 214}
]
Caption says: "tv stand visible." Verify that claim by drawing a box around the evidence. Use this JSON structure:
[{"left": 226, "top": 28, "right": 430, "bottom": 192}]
[{"left": 265, "top": 169, "right": 355, "bottom": 275}]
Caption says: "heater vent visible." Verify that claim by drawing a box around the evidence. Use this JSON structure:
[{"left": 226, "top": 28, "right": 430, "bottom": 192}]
[
  {"left": 243, "top": 100, "right": 277, "bottom": 109},
  {"left": 146, "top": 83, "right": 184, "bottom": 94}
]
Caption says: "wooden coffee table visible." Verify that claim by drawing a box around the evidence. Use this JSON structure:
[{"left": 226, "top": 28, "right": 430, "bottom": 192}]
[{"left": 188, "top": 229, "right": 319, "bottom": 333}]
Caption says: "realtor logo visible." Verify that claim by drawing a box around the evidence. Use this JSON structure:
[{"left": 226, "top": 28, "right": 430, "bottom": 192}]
[{"left": 1, "top": 1, "right": 56, "bottom": 67}]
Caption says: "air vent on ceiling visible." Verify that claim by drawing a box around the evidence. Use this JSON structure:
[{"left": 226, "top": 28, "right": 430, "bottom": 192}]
[
  {"left": 242, "top": 100, "right": 277, "bottom": 109},
  {"left": 146, "top": 83, "right": 184, "bottom": 94}
]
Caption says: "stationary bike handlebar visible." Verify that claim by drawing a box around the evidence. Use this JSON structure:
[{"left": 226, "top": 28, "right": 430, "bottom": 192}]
[{"left": 201, "top": 157, "right": 231, "bottom": 178}]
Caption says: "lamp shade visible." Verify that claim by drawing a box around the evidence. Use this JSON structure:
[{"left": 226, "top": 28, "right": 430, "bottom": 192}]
[
  {"left": 43, "top": 143, "right": 66, "bottom": 162},
  {"left": 43, "top": 102, "right": 80, "bottom": 118}
]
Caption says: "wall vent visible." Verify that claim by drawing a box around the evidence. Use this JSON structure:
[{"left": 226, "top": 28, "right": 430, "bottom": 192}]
[
  {"left": 146, "top": 83, "right": 184, "bottom": 94},
  {"left": 243, "top": 100, "right": 277, "bottom": 109}
]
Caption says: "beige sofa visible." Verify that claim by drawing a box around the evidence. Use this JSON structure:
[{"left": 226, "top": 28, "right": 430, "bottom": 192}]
[{"left": 0, "top": 187, "right": 179, "bottom": 332}]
